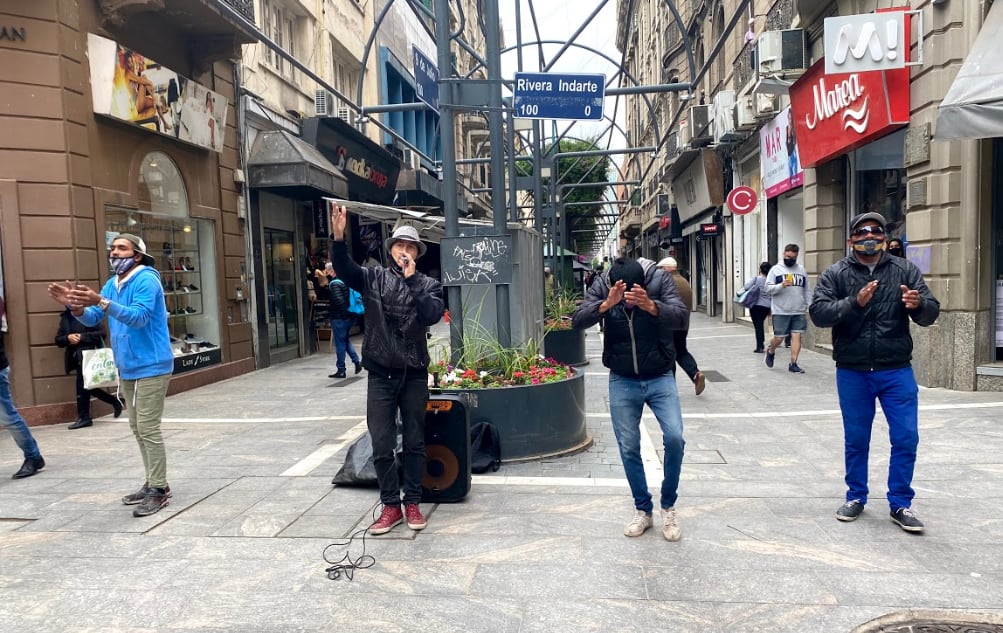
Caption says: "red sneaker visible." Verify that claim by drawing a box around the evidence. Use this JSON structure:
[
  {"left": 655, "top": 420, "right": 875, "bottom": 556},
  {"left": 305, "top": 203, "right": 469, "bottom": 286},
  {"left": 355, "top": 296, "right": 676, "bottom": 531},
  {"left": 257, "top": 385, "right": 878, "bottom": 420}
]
[
  {"left": 369, "top": 505, "right": 403, "bottom": 535},
  {"left": 405, "top": 503, "right": 427, "bottom": 530}
]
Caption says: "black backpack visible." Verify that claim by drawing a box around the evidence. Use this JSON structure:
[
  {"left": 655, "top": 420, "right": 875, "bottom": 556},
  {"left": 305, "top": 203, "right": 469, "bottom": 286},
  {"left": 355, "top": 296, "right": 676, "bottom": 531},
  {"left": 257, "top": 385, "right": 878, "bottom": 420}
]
[{"left": 469, "top": 422, "right": 501, "bottom": 473}]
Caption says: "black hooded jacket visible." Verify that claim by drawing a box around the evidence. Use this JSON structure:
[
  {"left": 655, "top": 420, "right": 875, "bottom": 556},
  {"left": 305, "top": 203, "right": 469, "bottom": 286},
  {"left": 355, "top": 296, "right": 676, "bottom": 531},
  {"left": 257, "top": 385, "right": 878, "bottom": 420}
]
[
  {"left": 330, "top": 240, "right": 444, "bottom": 373},
  {"left": 810, "top": 252, "right": 940, "bottom": 371},
  {"left": 572, "top": 264, "right": 689, "bottom": 377}
]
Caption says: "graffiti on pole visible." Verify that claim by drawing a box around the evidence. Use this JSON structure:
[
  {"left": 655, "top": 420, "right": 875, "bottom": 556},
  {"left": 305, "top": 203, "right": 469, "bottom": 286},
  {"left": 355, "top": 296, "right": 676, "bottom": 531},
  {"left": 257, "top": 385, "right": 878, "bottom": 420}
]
[{"left": 440, "top": 235, "right": 513, "bottom": 285}]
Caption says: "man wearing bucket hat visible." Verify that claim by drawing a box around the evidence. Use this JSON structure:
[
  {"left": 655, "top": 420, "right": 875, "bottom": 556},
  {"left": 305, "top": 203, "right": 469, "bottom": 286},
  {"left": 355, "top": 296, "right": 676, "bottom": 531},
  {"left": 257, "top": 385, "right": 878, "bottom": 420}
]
[
  {"left": 48, "top": 233, "right": 174, "bottom": 517},
  {"left": 329, "top": 205, "right": 444, "bottom": 535},
  {"left": 810, "top": 212, "right": 940, "bottom": 533}
]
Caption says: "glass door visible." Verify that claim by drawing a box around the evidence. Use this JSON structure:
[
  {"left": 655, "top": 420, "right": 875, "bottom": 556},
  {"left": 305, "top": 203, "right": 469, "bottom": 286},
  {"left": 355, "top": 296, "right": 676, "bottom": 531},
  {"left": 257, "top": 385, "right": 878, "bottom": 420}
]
[{"left": 264, "top": 228, "right": 299, "bottom": 350}]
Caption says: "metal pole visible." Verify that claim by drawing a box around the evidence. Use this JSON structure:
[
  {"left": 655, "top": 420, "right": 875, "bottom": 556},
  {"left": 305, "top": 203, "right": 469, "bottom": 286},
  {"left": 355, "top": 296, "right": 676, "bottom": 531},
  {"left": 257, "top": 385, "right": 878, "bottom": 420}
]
[
  {"left": 485, "top": 0, "right": 511, "bottom": 348},
  {"left": 533, "top": 121, "right": 544, "bottom": 235},
  {"left": 434, "top": 0, "right": 463, "bottom": 361}
]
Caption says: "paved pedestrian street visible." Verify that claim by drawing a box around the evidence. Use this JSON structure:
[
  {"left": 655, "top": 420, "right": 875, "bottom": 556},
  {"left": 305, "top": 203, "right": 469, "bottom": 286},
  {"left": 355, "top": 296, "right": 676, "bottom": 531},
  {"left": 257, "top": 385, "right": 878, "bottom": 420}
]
[{"left": 2, "top": 315, "right": 1002, "bottom": 632}]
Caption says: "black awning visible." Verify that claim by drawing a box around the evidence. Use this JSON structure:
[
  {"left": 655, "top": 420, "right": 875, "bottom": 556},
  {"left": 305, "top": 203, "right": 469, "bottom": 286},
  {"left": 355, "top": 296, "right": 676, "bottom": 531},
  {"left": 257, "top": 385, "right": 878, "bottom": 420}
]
[
  {"left": 246, "top": 130, "right": 349, "bottom": 199},
  {"left": 935, "top": 2, "right": 1003, "bottom": 140}
]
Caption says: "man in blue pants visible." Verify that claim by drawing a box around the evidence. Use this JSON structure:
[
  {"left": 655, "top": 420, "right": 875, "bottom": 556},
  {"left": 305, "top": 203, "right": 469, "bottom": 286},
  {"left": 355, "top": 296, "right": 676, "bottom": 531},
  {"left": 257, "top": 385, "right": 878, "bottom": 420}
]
[{"left": 810, "top": 212, "right": 940, "bottom": 533}]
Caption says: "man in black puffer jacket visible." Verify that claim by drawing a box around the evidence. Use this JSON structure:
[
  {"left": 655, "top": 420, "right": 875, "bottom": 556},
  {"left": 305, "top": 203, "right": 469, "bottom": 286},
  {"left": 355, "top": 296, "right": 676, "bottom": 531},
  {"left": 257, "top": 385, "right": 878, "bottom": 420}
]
[
  {"left": 810, "top": 212, "right": 940, "bottom": 533},
  {"left": 330, "top": 204, "right": 444, "bottom": 536},
  {"left": 573, "top": 257, "right": 689, "bottom": 542}
]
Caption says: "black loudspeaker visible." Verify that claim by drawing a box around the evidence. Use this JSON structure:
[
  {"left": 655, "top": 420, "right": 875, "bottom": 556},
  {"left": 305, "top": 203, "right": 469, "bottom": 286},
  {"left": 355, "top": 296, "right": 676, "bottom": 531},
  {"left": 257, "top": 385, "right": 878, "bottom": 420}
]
[{"left": 421, "top": 395, "right": 471, "bottom": 503}]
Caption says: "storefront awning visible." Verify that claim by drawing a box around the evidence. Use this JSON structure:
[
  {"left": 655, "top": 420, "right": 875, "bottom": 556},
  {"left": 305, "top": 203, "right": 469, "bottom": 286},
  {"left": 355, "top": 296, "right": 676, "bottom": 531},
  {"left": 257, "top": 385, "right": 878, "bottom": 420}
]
[
  {"left": 935, "top": 2, "right": 1003, "bottom": 140},
  {"left": 247, "top": 130, "right": 349, "bottom": 199}
]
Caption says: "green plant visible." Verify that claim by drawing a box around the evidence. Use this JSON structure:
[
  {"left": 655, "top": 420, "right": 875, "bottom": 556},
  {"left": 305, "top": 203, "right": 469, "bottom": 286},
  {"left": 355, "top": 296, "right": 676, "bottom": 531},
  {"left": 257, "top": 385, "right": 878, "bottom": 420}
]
[
  {"left": 544, "top": 288, "right": 581, "bottom": 332},
  {"left": 427, "top": 307, "right": 575, "bottom": 390}
]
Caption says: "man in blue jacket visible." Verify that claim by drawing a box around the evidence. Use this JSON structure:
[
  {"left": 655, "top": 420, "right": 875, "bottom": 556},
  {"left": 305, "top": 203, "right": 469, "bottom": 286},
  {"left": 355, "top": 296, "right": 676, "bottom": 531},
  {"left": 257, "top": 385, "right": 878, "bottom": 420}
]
[
  {"left": 49, "top": 234, "right": 174, "bottom": 517},
  {"left": 573, "top": 257, "right": 689, "bottom": 541},
  {"left": 810, "top": 212, "right": 940, "bottom": 533}
]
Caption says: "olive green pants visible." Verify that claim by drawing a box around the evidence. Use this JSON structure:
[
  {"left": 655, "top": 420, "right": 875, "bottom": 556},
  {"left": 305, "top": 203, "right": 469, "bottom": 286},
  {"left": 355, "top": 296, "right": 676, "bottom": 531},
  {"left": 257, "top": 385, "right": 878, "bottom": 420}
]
[{"left": 120, "top": 373, "right": 172, "bottom": 489}]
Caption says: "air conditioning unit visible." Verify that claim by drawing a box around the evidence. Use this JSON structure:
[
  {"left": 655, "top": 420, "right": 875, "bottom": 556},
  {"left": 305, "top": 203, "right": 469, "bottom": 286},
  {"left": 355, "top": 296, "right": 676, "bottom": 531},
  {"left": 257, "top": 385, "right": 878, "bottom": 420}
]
[
  {"left": 689, "top": 104, "right": 713, "bottom": 145},
  {"left": 754, "top": 93, "right": 779, "bottom": 119},
  {"left": 336, "top": 106, "right": 357, "bottom": 127},
  {"left": 401, "top": 148, "right": 421, "bottom": 170},
  {"left": 712, "top": 90, "right": 741, "bottom": 144},
  {"left": 314, "top": 89, "right": 334, "bottom": 116},
  {"left": 735, "top": 96, "right": 757, "bottom": 130},
  {"left": 757, "top": 29, "right": 808, "bottom": 78},
  {"left": 678, "top": 119, "right": 691, "bottom": 149}
]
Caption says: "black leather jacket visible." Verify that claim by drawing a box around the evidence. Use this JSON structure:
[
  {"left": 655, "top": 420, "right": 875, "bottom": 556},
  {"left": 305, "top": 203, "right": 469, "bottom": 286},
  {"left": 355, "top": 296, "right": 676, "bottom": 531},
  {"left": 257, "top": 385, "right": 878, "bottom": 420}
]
[
  {"left": 331, "top": 241, "right": 444, "bottom": 372},
  {"left": 572, "top": 265, "right": 688, "bottom": 377},
  {"left": 810, "top": 253, "right": 940, "bottom": 371}
]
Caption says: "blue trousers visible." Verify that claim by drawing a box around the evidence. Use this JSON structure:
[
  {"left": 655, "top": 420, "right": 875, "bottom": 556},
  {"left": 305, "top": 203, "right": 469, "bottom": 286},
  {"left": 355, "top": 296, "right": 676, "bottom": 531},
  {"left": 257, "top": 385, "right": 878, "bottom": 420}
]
[
  {"left": 608, "top": 372, "right": 685, "bottom": 513},
  {"left": 332, "top": 318, "right": 360, "bottom": 372},
  {"left": 0, "top": 367, "right": 41, "bottom": 460},
  {"left": 836, "top": 366, "right": 919, "bottom": 511}
]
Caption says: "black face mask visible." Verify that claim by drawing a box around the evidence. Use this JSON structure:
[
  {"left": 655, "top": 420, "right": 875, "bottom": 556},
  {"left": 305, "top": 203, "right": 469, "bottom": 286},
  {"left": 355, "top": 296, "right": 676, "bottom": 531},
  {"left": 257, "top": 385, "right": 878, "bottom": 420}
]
[
  {"left": 887, "top": 246, "right": 903, "bottom": 257},
  {"left": 783, "top": 257, "right": 796, "bottom": 267}
]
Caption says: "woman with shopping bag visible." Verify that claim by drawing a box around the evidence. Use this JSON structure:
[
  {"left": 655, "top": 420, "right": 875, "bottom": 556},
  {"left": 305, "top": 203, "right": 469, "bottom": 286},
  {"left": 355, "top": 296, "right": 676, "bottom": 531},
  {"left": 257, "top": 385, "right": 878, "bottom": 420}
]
[{"left": 55, "top": 307, "right": 123, "bottom": 429}]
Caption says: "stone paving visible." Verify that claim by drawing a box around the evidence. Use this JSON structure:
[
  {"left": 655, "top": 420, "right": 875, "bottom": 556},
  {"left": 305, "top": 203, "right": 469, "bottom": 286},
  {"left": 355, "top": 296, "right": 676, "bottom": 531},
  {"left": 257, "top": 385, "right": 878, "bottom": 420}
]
[{"left": 1, "top": 314, "right": 1002, "bottom": 632}]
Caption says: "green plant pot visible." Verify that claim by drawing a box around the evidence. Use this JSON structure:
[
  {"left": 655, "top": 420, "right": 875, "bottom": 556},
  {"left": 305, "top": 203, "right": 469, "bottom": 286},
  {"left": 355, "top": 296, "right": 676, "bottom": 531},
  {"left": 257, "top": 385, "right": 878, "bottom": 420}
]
[
  {"left": 544, "top": 328, "right": 588, "bottom": 366},
  {"left": 433, "top": 371, "right": 590, "bottom": 461}
]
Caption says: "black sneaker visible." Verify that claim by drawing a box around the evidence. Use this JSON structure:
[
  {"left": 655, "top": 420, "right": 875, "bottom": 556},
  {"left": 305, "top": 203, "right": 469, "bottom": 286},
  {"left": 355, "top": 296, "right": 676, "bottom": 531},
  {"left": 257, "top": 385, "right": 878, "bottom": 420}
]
[
  {"left": 12, "top": 456, "right": 45, "bottom": 479},
  {"left": 330, "top": 371, "right": 347, "bottom": 379},
  {"left": 836, "top": 499, "right": 864, "bottom": 522},
  {"left": 354, "top": 361, "right": 363, "bottom": 375},
  {"left": 765, "top": 349, "right": 775, "bottom": 368},
  {"left": 122, "top": 484, "right": 172, "bottom": 506},
  {"left": 890, "top": 507, "right": 924, "bottom": 533},
  {"left": 788, "top": 362, "right": 805, "bottom": 373},
  {"left": 133, "top": 487, "right": 171, "bottom": 517}
]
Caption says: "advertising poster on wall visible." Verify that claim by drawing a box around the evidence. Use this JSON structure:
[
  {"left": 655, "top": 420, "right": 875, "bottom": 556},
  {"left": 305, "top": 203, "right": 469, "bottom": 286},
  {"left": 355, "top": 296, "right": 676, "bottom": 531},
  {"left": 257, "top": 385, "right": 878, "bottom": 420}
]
[
  {"left": 87, "top": 33, "right": 227, "bottom": 153},
  {"left": 759, "top": 106, "right": 803, "bottom": 199}
]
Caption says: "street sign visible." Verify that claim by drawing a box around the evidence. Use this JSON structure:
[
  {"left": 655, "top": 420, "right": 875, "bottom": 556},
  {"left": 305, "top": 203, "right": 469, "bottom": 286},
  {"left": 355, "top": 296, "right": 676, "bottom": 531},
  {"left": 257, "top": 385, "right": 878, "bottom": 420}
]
[
  {"left": 727, "top": 186, "right": 758, "bottom": 215},
  {"left": 412, "top": 45, "right": 439, "bottom": 112},
  {"left": 513, "top": 72, "right": 605, "bottom": 120}
]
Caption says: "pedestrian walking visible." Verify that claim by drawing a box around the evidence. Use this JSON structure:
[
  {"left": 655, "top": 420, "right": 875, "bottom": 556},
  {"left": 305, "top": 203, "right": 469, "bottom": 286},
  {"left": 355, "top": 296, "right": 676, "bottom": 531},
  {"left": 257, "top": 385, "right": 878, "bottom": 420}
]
[
  {"left": 764, "top": 244, "right": 811, "bottom": 373},
  {"left": 573, "top": 257, "right": 689, "bottom": 541},
  {"left": 0, "top": 296, "right": 46, "bottom": 479},
  {"left": 326, "top": 263, "right": 362, "bottom": 379},
  {"left": 810, "top": 212, "right": 940, "bottom": 533},
  {"left": 329, "top": 206, "right": 444, "bottom": 535},
  {"left": 54, "top": 307, "right": 123, "bottom": 429},
  {"left": 48, "top": 234, "right": 174, "bottom": 517},
  {"left": 656, "top": 257, "right": 705, "bottom": 395},
  {"left": 741, "top": 262, "right": 773, "bottom": 353}
]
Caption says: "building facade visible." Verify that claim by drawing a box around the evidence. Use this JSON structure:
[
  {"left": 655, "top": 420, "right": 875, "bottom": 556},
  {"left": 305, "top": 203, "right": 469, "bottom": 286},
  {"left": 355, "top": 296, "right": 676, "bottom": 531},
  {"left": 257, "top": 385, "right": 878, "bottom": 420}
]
[{"left": 1, "top": 0, "right": 257, "bottom": 424}]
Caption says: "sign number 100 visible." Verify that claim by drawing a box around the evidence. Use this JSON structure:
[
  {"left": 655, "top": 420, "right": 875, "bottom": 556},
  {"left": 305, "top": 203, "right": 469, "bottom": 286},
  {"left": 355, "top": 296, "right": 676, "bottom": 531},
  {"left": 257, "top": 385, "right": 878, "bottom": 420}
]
[{"left": 517, "top": 104, "right": 592, "bottom": 117}]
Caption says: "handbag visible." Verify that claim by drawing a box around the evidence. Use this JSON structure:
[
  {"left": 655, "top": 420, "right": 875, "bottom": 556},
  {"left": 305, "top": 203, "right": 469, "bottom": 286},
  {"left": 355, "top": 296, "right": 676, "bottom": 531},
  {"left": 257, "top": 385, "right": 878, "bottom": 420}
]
[
  {"left": 735, "top": 287, "right": 752, "bottom": 306},
  {"left": 81, "top": 345, "right": 118, "bottom": 390}
]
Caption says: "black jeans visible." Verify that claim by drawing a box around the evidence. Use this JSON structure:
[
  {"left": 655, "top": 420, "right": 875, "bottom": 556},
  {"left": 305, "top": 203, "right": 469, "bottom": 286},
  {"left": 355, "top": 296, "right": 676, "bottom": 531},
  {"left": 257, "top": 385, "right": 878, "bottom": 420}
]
[
  {"left": 74, "top": 363, "right": 120, "bottom": 419},
  {"left": 673, "top": 330, "right": 699, "bottom": 382},
  {"left": 749, "top": 306, "right": 770, "bottom": 351},
  {"left": 366, "top": 371, "right": 428, "bottom": 506}
]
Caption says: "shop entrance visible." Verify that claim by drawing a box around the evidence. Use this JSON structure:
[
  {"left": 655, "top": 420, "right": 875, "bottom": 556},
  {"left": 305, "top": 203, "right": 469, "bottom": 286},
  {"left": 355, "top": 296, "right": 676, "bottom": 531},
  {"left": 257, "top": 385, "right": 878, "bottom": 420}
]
[{"left": 264, "top": 227, "right": 300, "bottom": 358}]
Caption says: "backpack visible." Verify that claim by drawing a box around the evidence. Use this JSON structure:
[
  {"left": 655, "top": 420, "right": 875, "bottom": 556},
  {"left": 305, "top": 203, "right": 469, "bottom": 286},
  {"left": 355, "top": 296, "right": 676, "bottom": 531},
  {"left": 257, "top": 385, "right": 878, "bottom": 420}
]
[
  {"left": 348, "top": 288, "right": 365, "bottom": 315},
  {"left": 739, "top": 281, "right": 761, "bottom": 309},
  {"left": 469, "top": 421, "right": 501, "bottom": 473}
]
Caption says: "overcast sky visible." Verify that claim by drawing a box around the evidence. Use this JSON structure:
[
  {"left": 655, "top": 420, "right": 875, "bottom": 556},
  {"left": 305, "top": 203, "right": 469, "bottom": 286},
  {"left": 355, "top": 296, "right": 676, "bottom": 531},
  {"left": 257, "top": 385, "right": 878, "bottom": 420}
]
[{"left": 497, "top": 0, "right": 627, "bottom": 152}]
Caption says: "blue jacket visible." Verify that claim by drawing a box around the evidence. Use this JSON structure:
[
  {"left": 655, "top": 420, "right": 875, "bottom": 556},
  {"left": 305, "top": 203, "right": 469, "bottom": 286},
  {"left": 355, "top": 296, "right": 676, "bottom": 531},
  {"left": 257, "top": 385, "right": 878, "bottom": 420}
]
[{"left": 78, "top": 266, "right": 174, "bottom": 380}]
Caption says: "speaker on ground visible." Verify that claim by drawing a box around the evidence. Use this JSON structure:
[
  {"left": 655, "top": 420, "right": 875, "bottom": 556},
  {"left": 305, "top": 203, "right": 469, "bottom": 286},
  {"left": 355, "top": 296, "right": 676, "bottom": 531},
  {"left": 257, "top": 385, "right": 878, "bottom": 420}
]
[{"left": 421, "top": 395, "right": 471, "bottom": 503}]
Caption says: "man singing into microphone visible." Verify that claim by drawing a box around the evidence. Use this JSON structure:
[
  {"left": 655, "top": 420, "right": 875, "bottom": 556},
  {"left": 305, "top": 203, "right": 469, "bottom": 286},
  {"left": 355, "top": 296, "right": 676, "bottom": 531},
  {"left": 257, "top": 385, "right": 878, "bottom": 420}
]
[{"left": 329, "top": 203, "right": 444, "bottom": 535}]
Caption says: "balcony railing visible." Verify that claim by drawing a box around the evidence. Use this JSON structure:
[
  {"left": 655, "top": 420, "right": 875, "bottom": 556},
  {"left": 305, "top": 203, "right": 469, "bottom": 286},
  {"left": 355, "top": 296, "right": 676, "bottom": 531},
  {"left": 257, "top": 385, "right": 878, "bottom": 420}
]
[
  {"left": 221, "top": 0, "right": 255, "bottom": 23},
  {"left": 734, "top": 41, "right": 754, "bottom": 92}
]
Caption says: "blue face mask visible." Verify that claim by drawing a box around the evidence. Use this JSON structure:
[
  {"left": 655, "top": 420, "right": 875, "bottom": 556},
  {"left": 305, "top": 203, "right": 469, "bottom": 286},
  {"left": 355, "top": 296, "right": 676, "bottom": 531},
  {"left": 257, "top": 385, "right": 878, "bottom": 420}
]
[
  {"left": 109, "top": 256, "right": 137, "bottom": 275},
  {"left": 852, "top": 239, "right": 885, "bottom": 257}
]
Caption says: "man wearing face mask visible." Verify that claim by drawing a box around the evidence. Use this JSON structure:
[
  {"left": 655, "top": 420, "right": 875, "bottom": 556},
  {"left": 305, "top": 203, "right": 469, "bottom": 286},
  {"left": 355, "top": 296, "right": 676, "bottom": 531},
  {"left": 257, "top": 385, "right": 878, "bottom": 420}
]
[
  {"left": 764, "top": 244, "right": 811, "bottom": 373},
  {"left": 810, "top": 212, "right": 939, "bottom": 533},
  {"left": 48, "top": 234, "right": 174, "bottom": 517},
  {"left": 329, "top": 205, "right": 444, "bottom": 535}
]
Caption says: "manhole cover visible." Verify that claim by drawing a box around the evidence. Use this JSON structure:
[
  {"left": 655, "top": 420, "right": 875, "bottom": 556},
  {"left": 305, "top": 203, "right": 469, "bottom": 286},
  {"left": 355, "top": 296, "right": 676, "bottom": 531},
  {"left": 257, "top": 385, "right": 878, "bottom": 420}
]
[{"left": 700, "top": 370, "right": 728, "bottom": 382}]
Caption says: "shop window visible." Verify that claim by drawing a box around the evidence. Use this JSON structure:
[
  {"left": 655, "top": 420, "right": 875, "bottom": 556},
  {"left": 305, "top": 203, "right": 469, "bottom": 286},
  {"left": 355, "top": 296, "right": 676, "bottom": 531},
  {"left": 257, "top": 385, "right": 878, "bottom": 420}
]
[
  {"left": 851, "top": 129, "right": 906, "bottom": 232},
  {"left": 138, "top": 151, "right": 188, "bottom": 218}
]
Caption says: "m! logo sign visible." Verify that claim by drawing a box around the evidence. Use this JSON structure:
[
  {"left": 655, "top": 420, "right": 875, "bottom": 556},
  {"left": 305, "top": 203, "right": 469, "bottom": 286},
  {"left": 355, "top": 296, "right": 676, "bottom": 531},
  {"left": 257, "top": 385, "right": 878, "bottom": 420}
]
[{"left": 824, "top": 12, "right": 906, "bottom": 74}]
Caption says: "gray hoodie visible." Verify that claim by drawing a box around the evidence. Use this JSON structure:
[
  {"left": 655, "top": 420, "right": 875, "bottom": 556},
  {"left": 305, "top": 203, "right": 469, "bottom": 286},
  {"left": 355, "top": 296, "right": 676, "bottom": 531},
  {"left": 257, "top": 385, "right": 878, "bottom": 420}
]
[{"left": 765, "top": 262, "right": 811, "bottom": 315}]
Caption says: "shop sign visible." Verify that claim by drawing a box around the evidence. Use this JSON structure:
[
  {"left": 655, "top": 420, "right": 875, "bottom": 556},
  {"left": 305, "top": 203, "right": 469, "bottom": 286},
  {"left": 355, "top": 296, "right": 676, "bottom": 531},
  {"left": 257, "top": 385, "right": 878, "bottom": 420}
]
[
  {"left": 0, "top": 26, "right": 26, "bottom": 42},
  {"left": 824, "top": 12, "right": 907, "bottom": 74},
  {"left": 726, "top": 186, "right": 758, "bottom": 215},
  {"left": 670, "top": 149, "right": 724, "bottom": 224},
  {"left": 173, "top": 347, "right": 222, "bottom": 375},
  {"left": 302, "top": 117, "right": 401, "bottom": 205},
  {"left": 759, "top": 106, "right": 803, "bottom": 199},
  {"left": 313, "top": 200, "right": 330, "bottom": 238},
  {"left": 87, "top": 33, "right": 227, "bottom": 153},
  {"left": 698, "top": 223, "right": 723, "bottom": 240}
]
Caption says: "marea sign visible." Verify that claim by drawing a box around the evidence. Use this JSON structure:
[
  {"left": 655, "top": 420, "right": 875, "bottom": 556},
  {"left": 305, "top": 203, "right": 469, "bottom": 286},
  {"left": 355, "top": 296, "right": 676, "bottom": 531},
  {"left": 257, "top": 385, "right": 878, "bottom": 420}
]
[
  {"left": 788, "top": 55, "right": 910, "bottom": 168},
  {"left": 824, "top": 11, "right": 907, "bottom": 75},
  {"left": 412, "top": 45, "right": 439, "bottom": 113},
  {"left": 513, "top": 72, "right": 605, "bottom": 120}
]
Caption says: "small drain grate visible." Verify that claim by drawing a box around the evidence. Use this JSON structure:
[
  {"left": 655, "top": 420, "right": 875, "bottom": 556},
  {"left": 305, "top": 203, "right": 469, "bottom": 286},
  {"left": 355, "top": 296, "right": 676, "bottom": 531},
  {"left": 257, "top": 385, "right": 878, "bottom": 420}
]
[{"left": 699, "top": 370, "right": 729, "bottom": 383}]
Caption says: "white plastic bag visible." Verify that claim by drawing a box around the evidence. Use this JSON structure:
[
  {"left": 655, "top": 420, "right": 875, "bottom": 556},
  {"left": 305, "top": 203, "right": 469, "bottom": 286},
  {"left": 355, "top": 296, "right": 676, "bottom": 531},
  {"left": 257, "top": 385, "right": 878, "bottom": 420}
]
[{"left": 81, "top": 347, "right": 118, "bottom": 390}]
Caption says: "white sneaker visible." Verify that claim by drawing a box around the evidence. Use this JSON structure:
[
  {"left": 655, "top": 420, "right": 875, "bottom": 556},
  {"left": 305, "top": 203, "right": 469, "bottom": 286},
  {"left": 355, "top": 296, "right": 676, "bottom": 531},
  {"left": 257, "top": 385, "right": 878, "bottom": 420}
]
[
  {"left": 624, "top": 509, "right": 653, "bottom": 537},
  {"left": 660, "top": 507, "right": 682, "bottom": 541}
]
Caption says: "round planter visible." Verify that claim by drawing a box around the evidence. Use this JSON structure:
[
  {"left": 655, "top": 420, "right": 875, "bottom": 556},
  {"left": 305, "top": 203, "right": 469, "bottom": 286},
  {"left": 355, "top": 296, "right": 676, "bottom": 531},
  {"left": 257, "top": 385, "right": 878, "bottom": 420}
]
[
  {"left": 433, "top": 371, "right": 590, "bottom": 462},
  {"left": 544, "top": 327, "right": 588, "bottom": 366}
]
